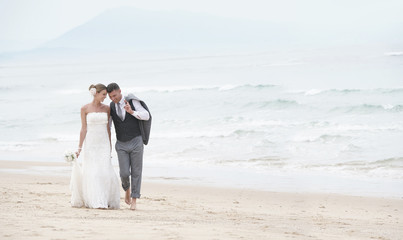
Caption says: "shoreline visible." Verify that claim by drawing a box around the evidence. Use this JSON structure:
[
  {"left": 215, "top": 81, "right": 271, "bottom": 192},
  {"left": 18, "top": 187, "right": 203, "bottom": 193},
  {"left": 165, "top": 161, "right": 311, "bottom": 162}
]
[
  {"left": 1, "top": 159, "right": 402, "bottom": 199},
  {"left": 0, "top": 160, "right": 402, "bottom": 239}
]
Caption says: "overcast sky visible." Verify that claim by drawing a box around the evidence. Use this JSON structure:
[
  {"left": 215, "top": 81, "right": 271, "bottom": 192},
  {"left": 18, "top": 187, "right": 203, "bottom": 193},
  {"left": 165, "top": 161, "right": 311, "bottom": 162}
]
[{"left": 0, "top": 0, "right": 402, "bottom": 49}]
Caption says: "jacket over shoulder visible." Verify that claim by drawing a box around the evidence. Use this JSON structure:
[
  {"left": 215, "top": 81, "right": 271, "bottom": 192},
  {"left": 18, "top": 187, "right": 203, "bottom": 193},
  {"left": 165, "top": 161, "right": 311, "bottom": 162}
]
[{"left": 125, "top": 93, "right": 152, "bottom": 145}]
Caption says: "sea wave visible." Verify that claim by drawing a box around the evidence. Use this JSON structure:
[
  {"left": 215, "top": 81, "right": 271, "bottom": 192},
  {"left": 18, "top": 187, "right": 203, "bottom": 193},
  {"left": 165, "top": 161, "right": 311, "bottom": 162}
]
[
  {"left": 48, "top": 84, "right": 279, "bottom": 95},
  {"left": 231, "top": 129, "right": 264, "bottom": 137},
  {"left": 332, "top": 158, "right": 403, "bottom": 174},
  {"left": 217, "top": 156, "right": 287, "bottom": 167},
  {"left": 54, "top": 84, "right": 399, "bottom": 97},
  {"left": 377, "top": 88, "right": 403, "bottom": 94},
  {"left": 288, "top": 157, "right": 403, "bottom": 179},
  {"left": 304, "top": 88, "right": 360, "bottom": 96},
  {"left": 151, "top": 128, "right": 266, "bottom": 139},
  {"left": 331, "top": 104, "right": 403, "bottom": 114},
  {"left": 303, "top": 87, "right": 403, "bottom": 96},
  {"left": 216, "top": 155, "right": 403, "bottom": 177},
  {"left": 126, "top": 84, "right": 277, "bottom": 93},
  {"left": 306, "top": 134, "right": 352, "bottom": 143},
  {"left": 370, "top": 157, "right": 403, "bottom": 167},
  {"left": 306, "top": 122, "right": 403, "bottom": 132},
  {"left": 243, "top": 99, "right": 300, "bottom": 109},
  {"left": 219, "top": 84, "right": 277, "bottom": 91},
  {"left": 385, "top": 51, "right": 403, "bottom": 56},
  {"left": 0, "top": 141, "right": 39, "bottom": 151}
]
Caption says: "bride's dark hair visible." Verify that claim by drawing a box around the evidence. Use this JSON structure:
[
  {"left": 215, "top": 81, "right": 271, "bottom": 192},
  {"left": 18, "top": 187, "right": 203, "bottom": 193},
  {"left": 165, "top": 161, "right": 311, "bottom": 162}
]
[{"left": 89, "top": 83, "right": 107, "bottom": 93}]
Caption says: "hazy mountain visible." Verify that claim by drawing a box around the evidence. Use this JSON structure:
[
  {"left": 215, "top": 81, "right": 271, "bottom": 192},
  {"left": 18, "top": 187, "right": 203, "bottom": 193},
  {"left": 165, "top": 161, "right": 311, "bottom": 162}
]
[
  {"left": 41, "top": 7, "right": 297, "bottom": 51},
  {"left": 3, "top": 6, "right": 402, "bottom": 58}
]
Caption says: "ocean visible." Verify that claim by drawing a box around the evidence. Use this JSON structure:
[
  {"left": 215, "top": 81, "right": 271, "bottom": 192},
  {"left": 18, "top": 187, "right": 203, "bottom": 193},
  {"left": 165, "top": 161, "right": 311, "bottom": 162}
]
[{"left": 0, "top": 47, "right": 402, "bottom": 197}]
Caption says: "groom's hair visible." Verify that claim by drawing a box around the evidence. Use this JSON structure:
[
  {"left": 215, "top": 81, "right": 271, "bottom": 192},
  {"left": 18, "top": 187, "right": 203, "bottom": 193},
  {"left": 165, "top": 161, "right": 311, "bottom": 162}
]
[{"left": 106, "top": 83, "right": 120, "bottom": 93}]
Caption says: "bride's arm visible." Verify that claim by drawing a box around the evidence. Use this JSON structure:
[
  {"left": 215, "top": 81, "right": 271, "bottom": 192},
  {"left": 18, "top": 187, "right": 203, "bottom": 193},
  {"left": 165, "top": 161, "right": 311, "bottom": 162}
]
[
  {"left": 76, "top": 106, "right": 87, "bottom": 158},
  {"left": 107, "top": 107, "right": 112, "bottom": 150}
]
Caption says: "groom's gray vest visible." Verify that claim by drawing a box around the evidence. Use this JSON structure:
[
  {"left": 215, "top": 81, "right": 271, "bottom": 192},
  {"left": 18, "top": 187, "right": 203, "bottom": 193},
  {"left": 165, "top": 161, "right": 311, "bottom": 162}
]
[{"left": 110, "top": 94, "right": 152, "bottom": 145}]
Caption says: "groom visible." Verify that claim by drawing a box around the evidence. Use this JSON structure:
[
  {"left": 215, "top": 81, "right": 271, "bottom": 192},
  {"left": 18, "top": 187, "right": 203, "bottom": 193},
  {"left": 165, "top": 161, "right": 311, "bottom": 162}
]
[{"left": 107, "top": 83, "right": 151, "bottom": 210}]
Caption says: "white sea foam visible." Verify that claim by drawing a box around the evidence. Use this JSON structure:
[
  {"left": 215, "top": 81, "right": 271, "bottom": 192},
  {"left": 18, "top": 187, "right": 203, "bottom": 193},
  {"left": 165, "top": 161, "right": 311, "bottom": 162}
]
[
  {"left": 304, "top": 89, "right": 323, "bottom": 95},
  {"left": 385, "top": 51, "right": 403, "bottom": 56},
  {"left": 0, "top": 141, "right": 39, "bottom": 151},
  {"left": 126, "top": 85, "right": 218, "bottom": 93},
  {"left": 125, "top": 84, "right": 277, "bottom": 93}
]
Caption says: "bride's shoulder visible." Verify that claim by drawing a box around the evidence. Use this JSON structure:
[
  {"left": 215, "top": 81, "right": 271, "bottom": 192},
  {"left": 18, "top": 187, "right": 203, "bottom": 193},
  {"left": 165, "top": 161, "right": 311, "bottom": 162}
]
[
  {"left": 100, "top": 104, "right": 110, "bottom": 114},
  {"left": 101, "top": 104, "right": 110, "bottom": 110},
  {"left": 80, "top": 104, "right": 91, "bottom": 112}
]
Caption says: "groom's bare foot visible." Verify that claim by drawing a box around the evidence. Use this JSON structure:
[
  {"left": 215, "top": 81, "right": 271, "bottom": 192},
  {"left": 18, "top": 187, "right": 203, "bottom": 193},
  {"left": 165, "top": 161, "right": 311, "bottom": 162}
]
[
  {"left": 130, "top": 198, "right": 137, "bottom": 210},
  {"left": 125, "top": 189, "right": 132, "bottom": 205}
]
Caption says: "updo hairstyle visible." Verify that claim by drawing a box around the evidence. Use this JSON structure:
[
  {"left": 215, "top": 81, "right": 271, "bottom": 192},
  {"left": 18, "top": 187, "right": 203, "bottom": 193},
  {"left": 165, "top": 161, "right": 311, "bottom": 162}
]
[{"left": 89, "top": 83, "right": 107, "bottom": 93}]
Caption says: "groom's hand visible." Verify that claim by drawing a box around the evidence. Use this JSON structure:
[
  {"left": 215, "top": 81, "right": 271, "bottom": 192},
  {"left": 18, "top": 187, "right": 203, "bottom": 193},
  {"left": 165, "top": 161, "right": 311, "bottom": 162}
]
[{"left": 124, "top": 100, "right": 134, "bottom": 114}]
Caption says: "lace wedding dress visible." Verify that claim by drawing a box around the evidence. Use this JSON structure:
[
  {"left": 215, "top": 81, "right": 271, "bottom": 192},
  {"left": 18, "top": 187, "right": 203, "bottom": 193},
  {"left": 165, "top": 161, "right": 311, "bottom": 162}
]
[{"left": 70, "top": 112, "right": 120, "bottom": 209}]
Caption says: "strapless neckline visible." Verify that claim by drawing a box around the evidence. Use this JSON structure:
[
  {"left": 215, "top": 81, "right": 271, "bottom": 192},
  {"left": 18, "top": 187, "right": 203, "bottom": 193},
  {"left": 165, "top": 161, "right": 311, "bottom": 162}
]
[{"left": 88, "top": 112, "right": 107, "bottom": 115}]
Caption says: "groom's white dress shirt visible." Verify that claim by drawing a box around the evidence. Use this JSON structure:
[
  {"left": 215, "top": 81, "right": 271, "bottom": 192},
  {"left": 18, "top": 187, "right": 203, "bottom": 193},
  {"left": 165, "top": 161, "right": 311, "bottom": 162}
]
[{"left": 116, "top": 96, "right": 150, "bottom": 121}]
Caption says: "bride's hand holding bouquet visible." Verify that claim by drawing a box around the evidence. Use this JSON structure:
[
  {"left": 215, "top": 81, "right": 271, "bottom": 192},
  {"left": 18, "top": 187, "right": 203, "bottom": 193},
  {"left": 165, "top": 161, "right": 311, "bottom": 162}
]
[
  {"left": 64, "top": 150, "right": 77, "bottom": 163},
  {"left": 75, "top": 147, "right": 82, "bottom": 158}
]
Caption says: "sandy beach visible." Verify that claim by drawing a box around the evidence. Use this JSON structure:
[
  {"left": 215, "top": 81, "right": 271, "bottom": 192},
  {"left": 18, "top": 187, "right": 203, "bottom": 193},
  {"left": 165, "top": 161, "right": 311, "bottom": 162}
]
[{"left": 0, "top": 160, "right": 402, "bottom": 240}]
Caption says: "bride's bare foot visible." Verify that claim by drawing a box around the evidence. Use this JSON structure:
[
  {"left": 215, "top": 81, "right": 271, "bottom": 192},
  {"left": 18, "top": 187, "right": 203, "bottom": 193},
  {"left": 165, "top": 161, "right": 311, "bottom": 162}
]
[
  {"left": 125, "top": 189, "right": 132, "bottom": 205},
  {"left": 130, "top": 198, "right": 137, "bottom": 210}
]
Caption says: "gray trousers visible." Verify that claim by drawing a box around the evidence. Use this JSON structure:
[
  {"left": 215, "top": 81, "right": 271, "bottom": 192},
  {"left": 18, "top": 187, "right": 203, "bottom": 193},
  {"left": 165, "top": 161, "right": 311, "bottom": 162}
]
[{"left": 115, "top": 136, "right": 143, "bottom": 198}]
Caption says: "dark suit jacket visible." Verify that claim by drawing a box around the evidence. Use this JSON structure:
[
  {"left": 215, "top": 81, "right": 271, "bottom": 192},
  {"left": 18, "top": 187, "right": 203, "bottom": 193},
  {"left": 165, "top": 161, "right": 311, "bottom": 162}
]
[{"left": 124, "top": 93, "right": 152, "bottom": 145}]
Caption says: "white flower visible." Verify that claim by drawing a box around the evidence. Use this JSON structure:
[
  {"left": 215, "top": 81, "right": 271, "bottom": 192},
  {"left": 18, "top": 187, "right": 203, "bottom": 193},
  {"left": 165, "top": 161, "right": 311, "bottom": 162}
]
[
  {"left": 89, "top": 87, "right": 96, "bottom": 96},
  {"left": 64, "top": 150, "right": 76, "bottom": 163}
]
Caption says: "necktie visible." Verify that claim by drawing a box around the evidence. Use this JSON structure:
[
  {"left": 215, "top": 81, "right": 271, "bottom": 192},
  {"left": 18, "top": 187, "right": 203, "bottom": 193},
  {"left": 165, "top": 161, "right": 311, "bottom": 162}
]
[{"left": 117, "top": 102, "right": 124, "bottom": 121}]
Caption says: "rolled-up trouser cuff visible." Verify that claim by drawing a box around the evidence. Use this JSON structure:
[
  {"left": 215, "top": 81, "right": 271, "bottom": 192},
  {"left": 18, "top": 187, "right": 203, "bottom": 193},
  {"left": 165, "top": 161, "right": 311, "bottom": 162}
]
[{"left": 131, "top": 193, "right": 141, "bottom": 198}]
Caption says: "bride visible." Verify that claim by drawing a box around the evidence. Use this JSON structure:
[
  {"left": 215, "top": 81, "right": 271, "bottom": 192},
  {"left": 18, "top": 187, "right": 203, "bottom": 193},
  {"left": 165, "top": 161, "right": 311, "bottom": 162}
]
[{"left": 70, "top": 84, "right": 120, "bottom": 209}]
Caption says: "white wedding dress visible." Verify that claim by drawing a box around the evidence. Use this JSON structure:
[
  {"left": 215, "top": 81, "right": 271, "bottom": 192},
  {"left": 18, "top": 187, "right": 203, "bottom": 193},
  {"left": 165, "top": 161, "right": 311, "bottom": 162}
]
[{"left": 70, "top": 112, "right": 120, "bottom": 209}]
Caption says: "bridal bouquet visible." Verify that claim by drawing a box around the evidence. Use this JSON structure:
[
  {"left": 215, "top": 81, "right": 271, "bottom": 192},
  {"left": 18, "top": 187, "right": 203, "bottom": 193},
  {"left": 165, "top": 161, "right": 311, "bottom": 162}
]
[{"left": 64, "top": 150, "right": 77, "bottom": 163}]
